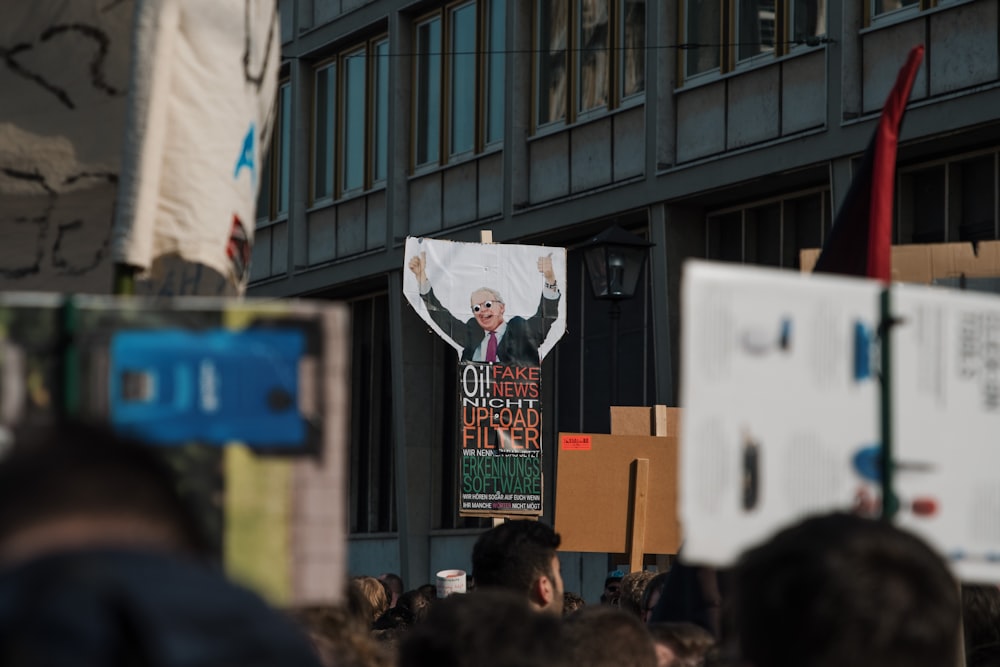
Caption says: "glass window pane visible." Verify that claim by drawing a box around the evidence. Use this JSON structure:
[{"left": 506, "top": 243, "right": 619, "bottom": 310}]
[
  {"left": 578, "top": 0, "right": 609, "bottom": 113},
  {"left": 620, "top": 0, "right": 645, "bottom": 99},
  {"left": 958, "top": 155, "right": 996, "bottom": 241},
  {"left": 738, "top": 0, "right": 775, "bottom": 61},
  {"left": 872, "top": 0, "right": 918, "bottom": 17},
  {"left": 685, "top": 0, "right": 721, "bottom": 78},
  {"left": 909, "top": 166, "right": 946, "bottom": 244},
  {"left": 536, "top": 0, "right": 568, "bottom": 126},
  {"left": 373, "top": 40, "right": 389, "bottom": 182},
  {"left": 314, "top": 65, "right": 335, "bottom": 200},
  {"left": 791, "top": 0, "right": 826, "bottom": 45},
  {"left": 450, "top": 3, "right": 476, "bottom": 156},
  {"left": 745, "top": 203, "right": 781, "bottom": 267},
  {"left": 256, "top": 153, "right": 271, "bottom": 222},
  {"left": 276, "top": 82, "right": 291, "bottom": 216},
  {"left": 486, "top": 0, "right": 506, "bottom": 145},
  {"left": 785, "top": 192, "right": 824, "bottom": 269},
  {"left": 708, "top": 212, "right": 743, "bottom": 262},
  {"left": 416, "top": 18, "right": 442, "bottom": 165},
  {"left": 342, "top": 49, "right": 366, "bottom": 192}
]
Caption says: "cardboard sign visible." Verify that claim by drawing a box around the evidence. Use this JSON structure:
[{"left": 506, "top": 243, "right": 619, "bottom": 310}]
[{"left": 555, "top": 433, "right": 680, "bottom": 555}]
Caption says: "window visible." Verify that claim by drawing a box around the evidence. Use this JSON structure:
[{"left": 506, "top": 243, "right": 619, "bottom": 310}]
[
  {"left": 311, "top": 36, "right": 388, "bottom": 203},
  {"left": 413, "top": 0, "right": 506, "bottom": 168},
  {"left": 897, "top": 150, "right": 1000, "bottom": 244},
  {"left": 706, "top": 190, "right": 830, "bottom": 269},
  {"left": 871, "top": 0, "right": 919, "bottom": 19},
  {"left": 349, "top": 294, "right": 397, "bottom": 534},
  {"left": 257, "top": 80, "right": 291, "bottom": 222},
  {"left": 868, "top": 0, "right": 953, "bottom": 25},
  {"left": 681, "top": 0, "right": 825, "bottom": 82},
  {"left": 535, "top": 0, "right": 645, "bottom": 130}
]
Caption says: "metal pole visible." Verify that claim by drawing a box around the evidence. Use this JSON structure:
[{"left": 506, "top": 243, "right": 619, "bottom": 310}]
[{"left": 610, "top": 300, "right": 621, "bottom": 407}]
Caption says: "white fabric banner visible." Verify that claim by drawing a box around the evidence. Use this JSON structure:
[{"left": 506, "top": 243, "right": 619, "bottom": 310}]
[
  {"left": 113, "top": 0, "right": 280, "bottom": 293},
  {"left": 402, "top": 237, "right": 568, "bottom": 365}
]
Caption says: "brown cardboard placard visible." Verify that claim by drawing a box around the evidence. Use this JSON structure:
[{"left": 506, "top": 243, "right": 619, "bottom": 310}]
[
  {"left": 610, "top": 405, "right": 681, "bottom": 437},
  {"left": 554, "top": 433, "right": 680, "bottom": 555},
  {"left": 801, "top": 240, "right": 1000, "bottom": 283}
]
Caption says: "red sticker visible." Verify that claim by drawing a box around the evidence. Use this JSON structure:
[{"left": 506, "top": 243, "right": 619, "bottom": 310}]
[{"left": 561, "top": 435, "right": 591, "bottom": 451}]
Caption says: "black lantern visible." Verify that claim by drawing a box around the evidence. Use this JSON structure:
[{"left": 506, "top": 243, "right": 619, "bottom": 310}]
[
  {"left": 581, "top": 225, "right": 654, "bottom": 406},
  {"left": 583, "top": 225, "right": 653, "bottom": 300}
]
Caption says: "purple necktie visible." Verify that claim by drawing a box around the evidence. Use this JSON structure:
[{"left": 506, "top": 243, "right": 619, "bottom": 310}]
[{"left": 486, "top": 331, "right": 498, "bottom": 363}]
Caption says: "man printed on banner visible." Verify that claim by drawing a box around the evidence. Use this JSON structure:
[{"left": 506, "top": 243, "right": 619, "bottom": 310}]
[{"left": 408, "top": 251, "right": 560, "bottom": 367}]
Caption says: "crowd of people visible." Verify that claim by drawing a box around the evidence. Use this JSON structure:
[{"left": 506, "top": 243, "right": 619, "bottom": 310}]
[{"left": 0, "top": 420, "right": 995, "bottom": 667}]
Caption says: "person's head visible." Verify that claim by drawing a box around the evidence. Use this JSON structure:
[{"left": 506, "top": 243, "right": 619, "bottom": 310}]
[
  {"left": 470, "top": 287, "right": 506, "bottom": 332},
  {"left": 398, "top": 587, "right": 435, "bottom": 623},
  {"left": 563, "top": 590, "right": 587, "bottom": 615},
  {"left": 620, "top": 570, "right": 656, "bottom": 617},
  {"left": 733, "top": 512, "right": 960, "bottom": 667},
  {"left": 371, "top": 606, "right": 415, "bottom": 657},
  {"left": 562, "top": 605, "right": 657, "bottom": 667},
  {"left": 601, "top": 572, "right": 623, "bottom": 605},
  {"left": 399, "top": 589, "right": 567, "bottom": 667},
  {"left": 0, "top": 419, "right": 210, "bottom": 564},
  {"left": 963, "top": 584, "right": 1000, "bottom": 665},
  {"left": 472, "top": 520, "right": 564, "bottom": 614},
  {"left": 350, "top": 576, "right": 390, "bottom": 626},
  {"left": 647, "top": 622, "right": 715, "bottom": 667},
  {"left": 641, "top": 572, "right": 670, "bottom": 624},
  {"left": 292, "top": 604, "right": 391, "bottom": 667},
  {"left": 379, "top": 572, "right": 405, "bottom": 606}
]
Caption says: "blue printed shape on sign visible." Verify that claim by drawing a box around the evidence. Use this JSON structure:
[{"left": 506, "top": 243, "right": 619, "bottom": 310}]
[{"left": 108, "top": 327, "right": 306, "bottom": 448}]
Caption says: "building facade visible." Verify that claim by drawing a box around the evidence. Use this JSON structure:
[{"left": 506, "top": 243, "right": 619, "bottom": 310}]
[{"left": 249, "top": 0, "right": 1000, "bottom": 596}]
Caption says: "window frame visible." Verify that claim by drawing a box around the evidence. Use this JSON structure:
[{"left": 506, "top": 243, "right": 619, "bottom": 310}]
[
  {"left": 411, "top": 0, "right": 506, "bottom": 171},
  {"left": 257, "top": 78, "right": 292, "bottom": 226},
  {"left": 309, "top": 34, "right": 388, "bottom": 205},
  {"left": 533, "top": 0, "right": 646, "bottom": 134},
  {"left": 678, "top": 0, "right": 827, "bottom": 87},
  {"left": 705, "top": 187, "right": 831, "bottom": 269}
]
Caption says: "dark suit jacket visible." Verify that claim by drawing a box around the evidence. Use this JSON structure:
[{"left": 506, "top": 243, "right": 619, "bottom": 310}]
[{"left": 420, "top": 287, "right": 559, "bottom": 366}]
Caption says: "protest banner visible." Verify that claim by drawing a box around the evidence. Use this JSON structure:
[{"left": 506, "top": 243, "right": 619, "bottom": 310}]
[
  {"left": 112, "top": 0, "right": 280, "bottom": 296},
  {"left": 459, "top": 362, "right": 542, "bottom": 514},
  {"left": 0, "top": 1, "right": 132, "bottom": 294},
  {"left": 0, "top": 293, "right": 349, "bottom": 604},
  {"left": 403, "top": 236, "right": 566, "bottom": 518},
  {"left": 680, "top": 259, "right": 1000, "bottom": 585}
]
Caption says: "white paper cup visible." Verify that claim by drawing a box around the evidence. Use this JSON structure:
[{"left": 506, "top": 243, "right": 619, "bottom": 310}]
[{"left": 436, "top": 569, "right": 467, "bottom": 597}]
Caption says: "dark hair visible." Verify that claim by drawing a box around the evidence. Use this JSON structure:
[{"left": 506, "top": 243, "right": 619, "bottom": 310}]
[
  {"left": 398, "top": 588, "right": 434, "bottom": 623},
  {"left": 379, "top": 572, "right": 405, "bottom": 596},
  {"left": 733, "top": 513, "right": 960, "bottom": 667},
  {"left": 472, "top": 520, "right": 561, "bottom": 594},
  {"left": 647, "top": 622, "right": 715, "bottom": 667},
  {"left": 640, "top": 571, "right": 670, "bottom": 618},
  {"left": 0, "top": 420, "right": 209, "bottom": 557},
  {"left": 619, "top": 570, "right": 656, "bottom": 617},
  {"left": 562, "top": 605, "right": 657, "bottom": 667},
  {"left": 399, "top": 590, "right": 566, "bottom": 667},
  {"left": 964, "top": 584, "right": 1000, "bottom": 663},
  {"left": 292, "top": 604, "right": 390, "bottom": 667},
  {"left": 563, "top": 591, "right": 587, "bottom": 615}
]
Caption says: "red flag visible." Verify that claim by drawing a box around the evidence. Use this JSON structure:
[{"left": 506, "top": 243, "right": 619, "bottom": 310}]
[{"left": 814, "top": 45, "right": 924, "bottom": 282}]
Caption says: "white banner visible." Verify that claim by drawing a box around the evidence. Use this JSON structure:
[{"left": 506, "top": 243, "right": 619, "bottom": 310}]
[
  {"left": 402, "top": 237, "right": 568, "bottom": 366},
  {"left": 112, "top": 0, "right": 280, "bottom": 294}
]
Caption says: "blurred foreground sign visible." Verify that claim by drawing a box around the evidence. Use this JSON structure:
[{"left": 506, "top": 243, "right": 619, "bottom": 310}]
[
  {"left": 0, "top": 293, "right": 349, "bottom": 604},
  {"left": 681, "top": 260, "right": 1000, "bottom": 584}
]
